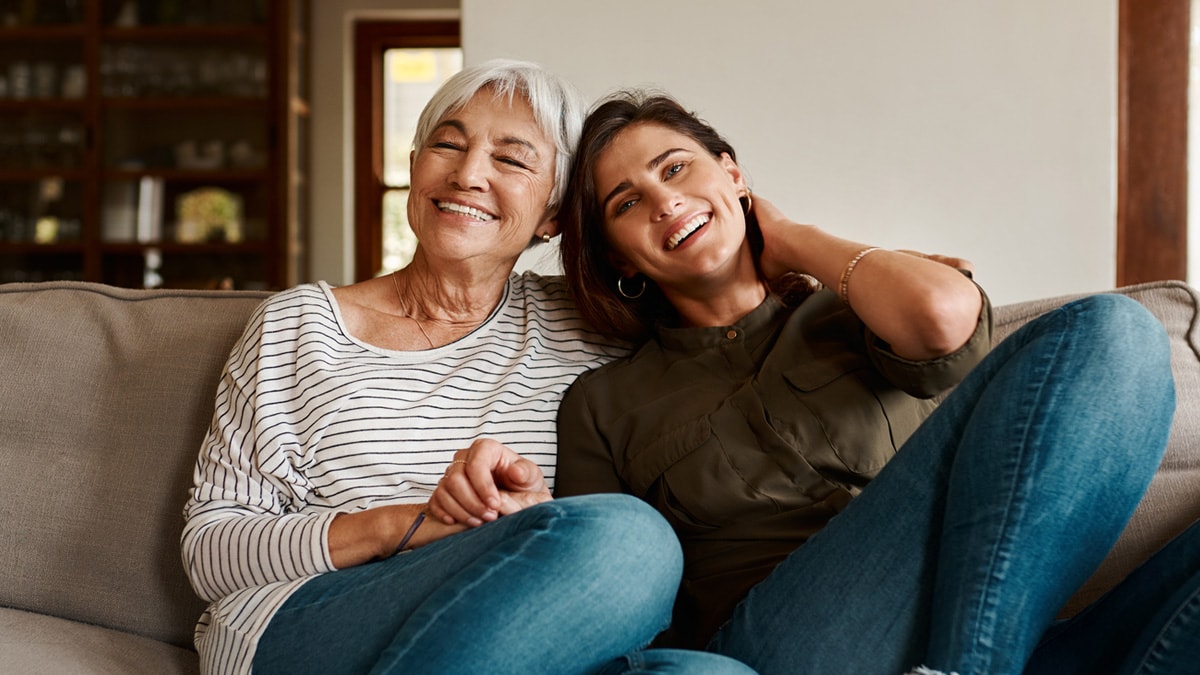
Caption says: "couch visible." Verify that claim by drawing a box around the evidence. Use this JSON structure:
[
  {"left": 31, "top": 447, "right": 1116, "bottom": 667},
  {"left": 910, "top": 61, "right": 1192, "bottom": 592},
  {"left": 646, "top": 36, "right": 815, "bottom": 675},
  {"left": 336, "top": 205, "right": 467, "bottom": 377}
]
[{"left": 0, "top": 279, "right": 1197, "bottom": 673}]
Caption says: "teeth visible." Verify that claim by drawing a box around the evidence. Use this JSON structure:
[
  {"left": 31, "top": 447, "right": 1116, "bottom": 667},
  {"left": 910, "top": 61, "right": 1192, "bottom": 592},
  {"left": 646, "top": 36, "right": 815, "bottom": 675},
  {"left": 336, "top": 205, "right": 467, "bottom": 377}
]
[
  {"left": 666, "top": 215, "right": 709, "bottom": 250},
  {"left": 437, "top": 201, "right": 495, "bottom": 221}
]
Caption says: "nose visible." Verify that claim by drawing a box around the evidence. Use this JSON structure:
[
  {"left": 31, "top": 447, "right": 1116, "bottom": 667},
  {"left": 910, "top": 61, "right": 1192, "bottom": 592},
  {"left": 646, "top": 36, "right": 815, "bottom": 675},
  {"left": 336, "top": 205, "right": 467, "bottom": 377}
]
[
  {"left": 450, "top": 148, "right": 490, "bottom": 191},
  {"left": 648, "top": 184, "right": 683, "bottom": 221}
]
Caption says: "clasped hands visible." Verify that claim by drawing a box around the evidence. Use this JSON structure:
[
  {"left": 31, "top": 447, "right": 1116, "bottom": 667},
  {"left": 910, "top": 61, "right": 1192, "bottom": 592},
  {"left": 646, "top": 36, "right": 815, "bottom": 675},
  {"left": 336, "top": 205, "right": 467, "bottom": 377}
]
[{"left": 427, "top": 438, "right": 552, "bottom": 527}]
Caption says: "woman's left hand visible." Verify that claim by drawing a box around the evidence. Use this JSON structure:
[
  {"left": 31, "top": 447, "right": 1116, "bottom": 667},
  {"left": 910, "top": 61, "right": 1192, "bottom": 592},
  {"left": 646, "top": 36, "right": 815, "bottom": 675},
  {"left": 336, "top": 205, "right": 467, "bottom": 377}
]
[
  {"left": 896, "top": 249, "right": 975, "bottom": 277},
  {"left": 427, "top": 438, "right": 552, "bottom": 527},
  {"left": 746, "top": 193, "right": 982, "bottom": 360}
]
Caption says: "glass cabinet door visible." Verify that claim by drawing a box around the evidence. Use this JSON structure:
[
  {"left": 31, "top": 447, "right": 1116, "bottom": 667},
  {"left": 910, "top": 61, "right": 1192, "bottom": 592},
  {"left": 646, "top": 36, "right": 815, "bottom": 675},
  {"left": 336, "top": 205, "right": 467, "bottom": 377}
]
[
  {"left": 97, "top": 0, "right": 275, "bottom": 289},
  {"left": 0, "top": 0, "right": 306, "bottom": 289},
  {"left": 0, "top": 6, "right": 88, "bottom": 282}
]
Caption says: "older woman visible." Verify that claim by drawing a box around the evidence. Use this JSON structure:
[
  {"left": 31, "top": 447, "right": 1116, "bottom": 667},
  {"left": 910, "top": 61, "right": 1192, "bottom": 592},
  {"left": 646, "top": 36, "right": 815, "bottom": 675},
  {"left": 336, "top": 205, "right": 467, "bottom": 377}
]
[
  {"left": 548, "top": 90, "right": 1200, "bottom": 675},
  {"left": 182, "top": 62, "right": 753, "bottom": 675}
]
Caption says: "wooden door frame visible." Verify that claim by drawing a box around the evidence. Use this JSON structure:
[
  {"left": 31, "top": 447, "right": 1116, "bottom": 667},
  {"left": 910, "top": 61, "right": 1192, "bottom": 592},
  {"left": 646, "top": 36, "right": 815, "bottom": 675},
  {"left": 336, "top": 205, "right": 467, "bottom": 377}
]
[
  {"left": 352, "top": 20, "right": 459, "bottom": 282},
  {"left": 1118, "top": 0, "right": 1190, "bottom": 285}
]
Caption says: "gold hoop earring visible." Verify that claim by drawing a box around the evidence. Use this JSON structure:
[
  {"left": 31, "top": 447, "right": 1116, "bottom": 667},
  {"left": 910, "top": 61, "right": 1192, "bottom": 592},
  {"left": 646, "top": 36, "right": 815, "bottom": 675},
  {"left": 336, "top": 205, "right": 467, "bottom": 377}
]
[
  {"left": 617, "top": 276, "right": 646, "bottom": 300},
  {"left": 741, "top": 188, "right": 753, "bottom": 215}
]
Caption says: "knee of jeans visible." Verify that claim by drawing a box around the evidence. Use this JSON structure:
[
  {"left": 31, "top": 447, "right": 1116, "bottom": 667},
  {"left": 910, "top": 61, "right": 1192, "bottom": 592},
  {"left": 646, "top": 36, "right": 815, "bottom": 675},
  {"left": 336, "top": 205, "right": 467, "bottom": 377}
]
[
  {"left": 1064, "top": 294, "right": 1172, "bottom": 379},
  {"left": 1069, "top": 294, "right": 1165, "bottom": 347},
  {"left": 554, "top": 493, "right": 683, "bottom": 582}
]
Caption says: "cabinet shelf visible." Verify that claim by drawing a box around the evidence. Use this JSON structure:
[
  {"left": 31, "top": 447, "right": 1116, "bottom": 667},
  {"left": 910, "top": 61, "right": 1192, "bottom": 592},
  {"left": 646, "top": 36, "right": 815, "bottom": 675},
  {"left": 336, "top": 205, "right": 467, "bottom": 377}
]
[
  {"left": 100, "top": 241, "right": 271, "bottom": 254},
  {"left": 104, "top": 168, "right": 269, "bottom": 182},
  {"left": 0, "top": 242, "right": 85, "bottom": 253},
  {"left": 102, "top": 97, "right": 267, "bottom": 109},
  {"left": 0, "top": 169, "right": 87, "bottom": 181},
  {"left": 0, "top": 26, "right": 87, "bottom": 39},
  {"left": 102, "top": 26, "right": 269, "bottom": 42},
  {"left": 0, "top": 99, "right": 88, "bottom": 111}
]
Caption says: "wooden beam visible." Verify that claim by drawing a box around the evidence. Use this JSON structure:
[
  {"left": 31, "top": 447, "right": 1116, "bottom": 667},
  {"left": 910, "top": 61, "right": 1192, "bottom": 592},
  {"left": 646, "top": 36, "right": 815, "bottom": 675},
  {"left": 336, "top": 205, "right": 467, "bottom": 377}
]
[{"left": 1118, "top": 0, "right": 1190, "bottom": 285}]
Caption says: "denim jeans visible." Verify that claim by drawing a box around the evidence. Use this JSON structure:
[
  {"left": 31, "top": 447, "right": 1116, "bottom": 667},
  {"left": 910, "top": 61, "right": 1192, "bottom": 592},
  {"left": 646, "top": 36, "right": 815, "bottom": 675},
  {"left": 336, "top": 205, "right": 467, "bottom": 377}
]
[
  {"left": 254, "top": 493, "right": 754, "bottom": 675},
  {"left": 708, "top": 294, "right": 1187, "bottom": 674},
  {"left": 1028, "top": 516, "right": 1200, "bottom": 675}
]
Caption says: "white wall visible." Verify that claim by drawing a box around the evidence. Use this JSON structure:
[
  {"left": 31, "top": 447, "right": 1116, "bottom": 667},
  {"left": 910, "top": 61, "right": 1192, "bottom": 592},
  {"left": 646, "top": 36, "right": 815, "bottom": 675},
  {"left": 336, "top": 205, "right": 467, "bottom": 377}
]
[
  {"left": 308, "top": 0, "right": 458, "bottom": 286},
  {"left": 465, "top": 0, "right": 1117, "bottom": 305}
]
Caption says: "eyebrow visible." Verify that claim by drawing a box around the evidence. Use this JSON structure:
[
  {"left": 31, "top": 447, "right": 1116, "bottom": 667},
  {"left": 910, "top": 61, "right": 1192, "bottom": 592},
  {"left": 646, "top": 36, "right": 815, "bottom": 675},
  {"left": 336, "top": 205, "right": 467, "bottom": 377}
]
[
  {"left": 499, "top": 136, "right": 540, "bottom": 156},
  {"left": 432, "top": 120, "right": 540, "bottom": 157},
  {"left": 600, "top": 148, "right": 686, "bottom": 213},
  {"left": 433, "top": 119, "right": 466, "bottom": 137}
]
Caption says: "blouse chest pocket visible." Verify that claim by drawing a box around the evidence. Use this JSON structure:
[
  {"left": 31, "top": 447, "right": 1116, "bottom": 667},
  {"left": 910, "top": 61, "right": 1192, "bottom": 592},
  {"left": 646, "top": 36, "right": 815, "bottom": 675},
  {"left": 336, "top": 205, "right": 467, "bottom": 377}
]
[
  {"left": 776, "top": 352, "right": 935, "bottom": 485},
  {"left": 619, "top": 418, "right": 781, "bottom": 532}
]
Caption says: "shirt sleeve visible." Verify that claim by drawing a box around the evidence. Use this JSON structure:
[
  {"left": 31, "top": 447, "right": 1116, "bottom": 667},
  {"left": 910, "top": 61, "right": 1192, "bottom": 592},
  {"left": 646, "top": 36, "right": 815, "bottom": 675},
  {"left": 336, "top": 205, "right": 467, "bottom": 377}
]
[
  {"left": 180, "top": 301, "right": 337, "bottom": 604},
  {"left": 864, "top": 282, "right": 994, "bottom": 398},
  {"left": 554, "top": 375, "right": 627, "bottom": 498}
]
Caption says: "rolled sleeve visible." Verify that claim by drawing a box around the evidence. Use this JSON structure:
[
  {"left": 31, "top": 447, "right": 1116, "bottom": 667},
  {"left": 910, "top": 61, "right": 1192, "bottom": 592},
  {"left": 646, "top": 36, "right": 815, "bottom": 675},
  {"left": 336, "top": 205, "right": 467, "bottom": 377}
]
[{"left": 866, "top": 285, "right": 993, "bottom": 398}]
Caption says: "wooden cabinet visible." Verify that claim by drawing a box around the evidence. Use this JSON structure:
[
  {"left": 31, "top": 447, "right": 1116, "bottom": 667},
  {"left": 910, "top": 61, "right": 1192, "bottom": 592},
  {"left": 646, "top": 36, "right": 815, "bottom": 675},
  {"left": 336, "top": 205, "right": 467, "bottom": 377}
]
[{"left": 0, "top": 0, "right": 307, "bottom": 290}]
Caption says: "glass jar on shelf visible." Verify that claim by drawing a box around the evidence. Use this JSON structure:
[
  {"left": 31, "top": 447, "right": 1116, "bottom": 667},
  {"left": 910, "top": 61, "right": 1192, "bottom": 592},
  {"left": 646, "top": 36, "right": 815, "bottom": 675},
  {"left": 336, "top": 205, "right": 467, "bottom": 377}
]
[
  {"left": 100, "top": 42, "right": 267, "bottom": 99},
  {"left": 0, "top": 176, "right": 83, "bottom": 244},
  {"left": 0, "top": 112, "right": 86, "bottom": 170},
  {"left": 0, "top": 37, "right": 85, "bottom": 101}
]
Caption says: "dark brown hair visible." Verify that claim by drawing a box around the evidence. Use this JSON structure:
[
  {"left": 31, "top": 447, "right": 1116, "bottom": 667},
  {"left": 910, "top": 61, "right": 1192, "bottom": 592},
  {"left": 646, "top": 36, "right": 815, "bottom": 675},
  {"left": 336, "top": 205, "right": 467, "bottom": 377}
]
[{"left": 559, "top": 90, "right": 811, "bottom": 342}]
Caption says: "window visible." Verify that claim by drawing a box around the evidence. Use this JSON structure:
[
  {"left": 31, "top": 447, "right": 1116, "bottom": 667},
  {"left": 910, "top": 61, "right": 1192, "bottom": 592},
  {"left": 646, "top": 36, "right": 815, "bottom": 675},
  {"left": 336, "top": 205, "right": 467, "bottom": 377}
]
[{"left": 353, "top": 20, "right": 460, "bottom": 281}]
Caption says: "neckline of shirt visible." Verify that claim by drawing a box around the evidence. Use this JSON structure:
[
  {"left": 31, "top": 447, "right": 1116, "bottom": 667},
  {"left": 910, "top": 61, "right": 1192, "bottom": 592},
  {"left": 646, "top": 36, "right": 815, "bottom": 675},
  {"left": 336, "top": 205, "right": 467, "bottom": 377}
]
[{"left": 317, "top": 278, "right": 511, "bottom": 358}]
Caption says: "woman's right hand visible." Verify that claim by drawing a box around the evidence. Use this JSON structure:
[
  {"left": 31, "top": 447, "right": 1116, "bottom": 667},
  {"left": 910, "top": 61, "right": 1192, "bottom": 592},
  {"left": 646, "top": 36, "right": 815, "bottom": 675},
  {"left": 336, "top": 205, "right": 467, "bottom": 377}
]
[{"left": 427, "top": 438, "right": 553, "bottom": 527}]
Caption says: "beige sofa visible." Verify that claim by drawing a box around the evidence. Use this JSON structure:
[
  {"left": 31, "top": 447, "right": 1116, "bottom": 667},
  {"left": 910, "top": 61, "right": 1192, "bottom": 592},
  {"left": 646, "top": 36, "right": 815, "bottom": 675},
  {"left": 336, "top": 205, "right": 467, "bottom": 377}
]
[{"left": 0, "top": 279, "right": 1197, "bottom": 673}]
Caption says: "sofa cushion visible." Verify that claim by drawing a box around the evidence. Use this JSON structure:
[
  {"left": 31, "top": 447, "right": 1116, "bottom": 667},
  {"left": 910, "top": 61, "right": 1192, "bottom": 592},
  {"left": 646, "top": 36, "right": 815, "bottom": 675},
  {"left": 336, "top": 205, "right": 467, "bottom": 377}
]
[
  {"left": 0, "top": 282, "right": 271, "bottom": 649},
  {"left": 993, "top": 280, "right": 1200, "bottom": 615},
  {"left": 0, "top": 607, "right": 199, "bottom": 675}
]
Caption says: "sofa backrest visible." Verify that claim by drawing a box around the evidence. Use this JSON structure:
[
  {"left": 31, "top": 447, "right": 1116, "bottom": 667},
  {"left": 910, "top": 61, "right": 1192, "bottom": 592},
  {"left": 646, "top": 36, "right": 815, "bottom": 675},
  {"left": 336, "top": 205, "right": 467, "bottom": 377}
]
[
  {"left": 2, "top": 278, "right": 1198, "bottom": 646},
  {"left": 0, "top": 281, "right": 272, "bottom": 648},
  {"left": 992, "top": 279, "right": 1200, "bottom": 616}
]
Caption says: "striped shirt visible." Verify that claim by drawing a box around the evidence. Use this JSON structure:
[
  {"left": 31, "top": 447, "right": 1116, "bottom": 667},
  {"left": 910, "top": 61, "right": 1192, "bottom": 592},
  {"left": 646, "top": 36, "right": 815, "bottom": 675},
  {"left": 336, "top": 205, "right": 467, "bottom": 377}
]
[{"left": 181, "top": 273, "right": 627, "bottom": 675}]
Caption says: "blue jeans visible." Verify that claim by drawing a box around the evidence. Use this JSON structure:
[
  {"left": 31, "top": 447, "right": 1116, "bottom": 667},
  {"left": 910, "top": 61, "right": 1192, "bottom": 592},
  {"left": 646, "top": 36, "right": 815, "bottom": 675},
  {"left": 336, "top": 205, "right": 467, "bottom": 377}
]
[
  {"left": 255, "top": 493, "right": 754, "bottom": 675},
  {"left": 708, "top": 294, "right": 1189, "bottom": 674},
  {"left": 1028, "top": 516, "right": 1200, "bottom": 675}
]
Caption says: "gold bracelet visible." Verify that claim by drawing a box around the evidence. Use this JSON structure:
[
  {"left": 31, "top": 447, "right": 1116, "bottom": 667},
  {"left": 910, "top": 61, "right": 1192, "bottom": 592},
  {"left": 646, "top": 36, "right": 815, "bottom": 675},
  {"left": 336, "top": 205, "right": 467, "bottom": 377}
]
[{"left": 839, "top": 247, "right": 881, "bottom": 305}]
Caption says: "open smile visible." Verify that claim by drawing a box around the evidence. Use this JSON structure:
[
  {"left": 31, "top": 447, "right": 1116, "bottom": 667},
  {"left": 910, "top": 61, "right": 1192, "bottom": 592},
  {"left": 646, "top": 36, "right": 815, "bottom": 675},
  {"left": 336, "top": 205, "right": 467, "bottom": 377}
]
[
  {"left": 665, "top": 214, "right": 710, "bottom": 251},
  {"left": 436, "top": 200, "right": 496, "bottom": 222}
]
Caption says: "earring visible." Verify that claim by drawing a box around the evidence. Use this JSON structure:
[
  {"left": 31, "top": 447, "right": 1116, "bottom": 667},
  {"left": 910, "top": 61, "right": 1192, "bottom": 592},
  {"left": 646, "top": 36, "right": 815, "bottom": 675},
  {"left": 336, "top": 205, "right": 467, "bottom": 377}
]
[
  {"left": 617, "top": 276, "right": 646, "bottom": 300},
  {"left": 541, "top": 232, "right": 552, "bottom": 243},
  {"left": 741, "top": 188, "right": 753, "bottom": 215}
]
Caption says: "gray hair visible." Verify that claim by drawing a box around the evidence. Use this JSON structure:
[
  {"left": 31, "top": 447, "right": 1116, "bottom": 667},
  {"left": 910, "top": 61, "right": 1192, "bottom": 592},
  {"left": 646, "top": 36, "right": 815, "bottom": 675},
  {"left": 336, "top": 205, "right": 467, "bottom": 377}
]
[{"left": 411, "top": 58, "right": 585, "bottom": 210}]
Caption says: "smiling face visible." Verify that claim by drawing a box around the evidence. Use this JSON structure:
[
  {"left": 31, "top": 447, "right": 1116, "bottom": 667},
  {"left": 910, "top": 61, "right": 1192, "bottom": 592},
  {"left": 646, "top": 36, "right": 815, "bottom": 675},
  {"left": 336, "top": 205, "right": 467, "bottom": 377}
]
[
  {"left": 408, "top": 88, "right": 557, "bottom": 269},
  {"left": 594, "top": 122, "right": 752, "bottom": 295}
]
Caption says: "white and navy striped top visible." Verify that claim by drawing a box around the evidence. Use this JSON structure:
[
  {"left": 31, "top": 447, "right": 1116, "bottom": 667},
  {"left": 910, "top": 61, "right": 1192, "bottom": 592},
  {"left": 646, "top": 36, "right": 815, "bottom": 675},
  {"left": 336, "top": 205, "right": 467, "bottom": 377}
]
[{"left": 181, "top": 273, "right": 627, "bottom": 675}]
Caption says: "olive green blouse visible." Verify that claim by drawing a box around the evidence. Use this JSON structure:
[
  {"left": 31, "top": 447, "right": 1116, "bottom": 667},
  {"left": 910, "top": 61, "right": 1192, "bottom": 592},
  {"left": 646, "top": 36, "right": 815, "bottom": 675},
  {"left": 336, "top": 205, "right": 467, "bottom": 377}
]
[{"left": 555, "top": 287, "right": 993, "bottom": 648}]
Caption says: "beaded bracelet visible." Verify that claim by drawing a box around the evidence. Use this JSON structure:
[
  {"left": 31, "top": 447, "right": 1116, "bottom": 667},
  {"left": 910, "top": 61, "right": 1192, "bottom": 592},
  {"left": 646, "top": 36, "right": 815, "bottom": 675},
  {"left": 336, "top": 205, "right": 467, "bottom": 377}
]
[
  {"left": 839, "top": 247, "right": 881, "bottom": 305},
  {"left": 394, "top": 511, "right": 426, "bottom": 555}
]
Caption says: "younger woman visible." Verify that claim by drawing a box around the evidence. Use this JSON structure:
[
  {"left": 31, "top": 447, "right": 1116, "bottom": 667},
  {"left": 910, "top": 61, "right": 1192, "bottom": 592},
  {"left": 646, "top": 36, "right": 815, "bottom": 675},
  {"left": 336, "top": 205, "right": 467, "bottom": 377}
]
[{"left": 549, "top": 90, "right": 1200, "bottom": 675}]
